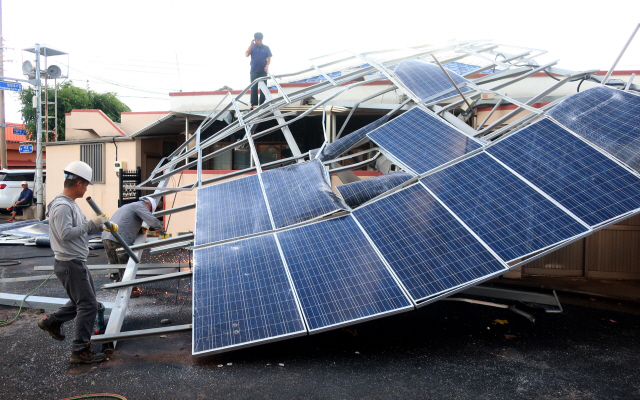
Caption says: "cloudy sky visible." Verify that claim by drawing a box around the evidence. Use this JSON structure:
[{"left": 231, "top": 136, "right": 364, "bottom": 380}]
[{"left": 3, "top": 0, "right": 639, "bottom": 123}]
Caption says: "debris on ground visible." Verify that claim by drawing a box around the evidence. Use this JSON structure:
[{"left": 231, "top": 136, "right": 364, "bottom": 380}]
[
  {"left": 493, "top": 319, "right": 509, "bottom": 325},
  {"left": 161, "top": 319, "right": 172, "bottom": 325}
]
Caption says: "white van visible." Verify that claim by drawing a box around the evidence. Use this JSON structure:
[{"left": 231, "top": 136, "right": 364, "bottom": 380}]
[{"left": 0, "top": 169, "right": 46, "bottom": 212}]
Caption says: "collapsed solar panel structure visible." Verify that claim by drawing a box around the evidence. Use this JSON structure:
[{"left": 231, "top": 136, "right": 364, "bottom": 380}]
[{"left": 126, "top": 40, "right": 640, "bottom": 357}]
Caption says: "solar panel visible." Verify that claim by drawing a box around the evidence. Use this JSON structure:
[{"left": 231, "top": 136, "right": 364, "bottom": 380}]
[
  {"left": 277, "top": 215, "right": 413, "bottom": 332},
  {"left": 194, "top": 174, "right": 273, "bottom": 246},
  {"left": 192, "top": 234, "right": 306, "bottom": 355},
  {"left": 548, "top": 86, "right": 640, "bottom": 173},
  {"left": 488, "top": 118, "right": 640, "bottom": 227},
  {"left": 353, "top": 183, "right": 506, "bottom": 302},
  {"left": 367, "top": 107, "right": 483, "bottom": 174},
  {"left": 316, "top": 115, "right": 390, "bottom": 162},
  {"left": 337, "top": 171, "right": 414, "bottom": 208},
  {"left": 261, "top": 159, "right": 350, "bottom": 229},
  {"left": 421, "top": 152, "right": 589, "bottom": 262},
  {"left": 394, "top": 59, "right": 473, "bottom": 103}
]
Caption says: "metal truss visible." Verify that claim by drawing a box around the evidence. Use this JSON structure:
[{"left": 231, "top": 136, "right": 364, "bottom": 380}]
[{"left": 66, "top": 39, "right": 638, "bottom": 347}]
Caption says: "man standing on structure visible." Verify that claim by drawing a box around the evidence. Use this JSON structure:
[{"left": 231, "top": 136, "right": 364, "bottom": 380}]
[
  {"left": 102, "top": 196, "right": 162, "bottom": 287},
  {"left": 38, "top": 161, "right": 118, "bottom": 364},
  {"left": 7, "top": 181, "right": 33, "bottom": 222},
  {"left": 245, "top": 32, "right": 272, "bottom": 109}
]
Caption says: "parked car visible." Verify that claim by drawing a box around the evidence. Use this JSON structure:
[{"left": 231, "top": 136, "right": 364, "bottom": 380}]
[{"left": 0, "top": 169, "right": 46, "bottom": 213}]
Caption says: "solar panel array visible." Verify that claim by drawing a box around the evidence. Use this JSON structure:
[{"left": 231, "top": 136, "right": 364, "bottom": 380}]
[
  {"left": 394, "top": 60, "right": 473, "bottom": 103},
  {"left": 261, "top": 159, "right": 350, "bottom": 228},
  {"left": 195, "top": 174, "right": 273, "bottom": 246},
  {"left": 337, "top": 171, "right": 414, "bottom": 208},
  {"left": 548, "top": 86, "right": 640, "bottom": 173},
  {"left": 488, "top": 118, "right": 640, "bottom": 227},
  {"left": 367, "top": 107, "right": 482, "bottom": 174},
  {"left": 192, "top": 78, "right": 640, "bottom": 356},
  {"left": 353, "top": 183, "right": 506, "bottom": 302},
  {"left": 277, "top": 215, "right": 412, "bottom": 331},
  {"left": 192, "top": 234, "right": 306, "bottom": 355},
  {"left": 421, "top": 152, "right": 589, "bottom": 262}
]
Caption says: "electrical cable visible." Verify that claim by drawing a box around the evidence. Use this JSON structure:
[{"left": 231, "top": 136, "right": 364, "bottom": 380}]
[
  {"left": 0, "top": 251, "right": 100, "bottom": 327},
  {"left": 0, "top": 271, "right": 55, "bottom": 327},
  {"left": 57, "top": 394, "right": 128, "bottom": 400}
]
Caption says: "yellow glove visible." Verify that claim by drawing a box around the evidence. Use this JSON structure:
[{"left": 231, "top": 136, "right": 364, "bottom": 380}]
[
  {"left": 91, "top": 212, "right": 109, "bottom": 225},
  {"left": 141, "top": 226, "right": 148, "bottom": 234},
  {"left": 104, "top": 222, "right": 119, "bottom": 233},
  {"left": 161, "top": 231, "right": 170, "bottom": 239}
]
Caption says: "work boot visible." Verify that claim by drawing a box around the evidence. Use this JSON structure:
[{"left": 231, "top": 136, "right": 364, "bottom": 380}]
[
  {"left": 70, "top": 342, "right": 107, "bottom": 364},
  {"left": 130, "top": 286, "right": 141, "bottom": 298},
  {"left": 38, "top": 316, "right": 65, "bottom": 341}
]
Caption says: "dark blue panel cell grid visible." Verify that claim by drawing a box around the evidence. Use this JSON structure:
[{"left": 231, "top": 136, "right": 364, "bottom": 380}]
[
  {"left": 354, "top": 183, "right": 506, "bottom": 302},
  {"left": 192, "top": 234, "right": 306, "bottom": 355},
  {"left": 277, "top": 215, "right": 412, "bottom": 331},
  {"left": 421, "top": 152, "right": 588, "bottom": 262}
]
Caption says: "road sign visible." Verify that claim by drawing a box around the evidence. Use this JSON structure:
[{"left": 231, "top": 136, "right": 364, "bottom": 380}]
[
  {"left": 19, "top": 145, "right": 33, "bottom": 154},
  {"left": 0, "top": 82, "right": 22, "bottom": 92},
  {"left": 13, "top": 128, "right": 27, "bottom": 135}
]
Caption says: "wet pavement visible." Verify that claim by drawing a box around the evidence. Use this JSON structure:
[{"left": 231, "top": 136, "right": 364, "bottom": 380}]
[{"left": 1, "top": 245, "right": 639, "bottom": 399}]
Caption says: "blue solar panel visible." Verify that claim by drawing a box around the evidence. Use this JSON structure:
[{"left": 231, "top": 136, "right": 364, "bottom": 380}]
[
  {"left": 421, "top": 153, "right": 589, "bottom": 262},
  {"left": 548, "top": 86, "right": 640, "bottom": 173},
  {"left": 192, "top": 234, "right": 306, "bottom": 355},
  {"left": 277, "top": 215, "right": 412, "bottom": 331},
  {"left": 261, "top": 159, "right": 350, "bottom": 229},
  {"left": 195, "top": 174, "right": 273, "bottom": 246},
  {"left": 315, "top": 115, "right": 390, "bottom": 162},
  {"left": 337, "top": 171, "right": 414, "bottom": 208},
  {"left": 353, "top": 183, "right": 506, "bottom": 302},
  {"left": 488, "top": 118, "right": 640, "bottom": 227},
  {"left": 367, "top": 107, "right": 483, "bottom": 174},
  {"left": 394, "top": 60, "right": 473, "bottom": 103}
]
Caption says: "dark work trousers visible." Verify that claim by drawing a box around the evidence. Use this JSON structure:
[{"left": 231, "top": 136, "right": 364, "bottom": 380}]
[
  {"left": 250, "top": 70, "right": 268, "bottom": 107},
  {"left": 48, "top": 259, "right": 98, "bottom": 352}
]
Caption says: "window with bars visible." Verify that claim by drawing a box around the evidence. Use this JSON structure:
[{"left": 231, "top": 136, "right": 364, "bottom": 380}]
[{"left": 80, "top": 143, "right": 104, "bottom": 184}]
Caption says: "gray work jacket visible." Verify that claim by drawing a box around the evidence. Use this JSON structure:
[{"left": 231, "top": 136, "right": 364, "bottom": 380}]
[
  {"left": 48, "top": 194, "right": 104, "bottom": 261},
  {"left": 101, "top": 201, "right": 162, "bottom": 245}
]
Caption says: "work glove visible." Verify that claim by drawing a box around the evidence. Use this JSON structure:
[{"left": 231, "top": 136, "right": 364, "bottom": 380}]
[
  {"left": 141, "top": 226, "right": 148, "bottom": 234},
  {"left": 104, "top": 222, "right": 119, "bottom": 233},
  {"left": 91, "top": 213, "right": 109, "bottom": 225},
  {"left": 160, "top": 230, "right": 169, "bottom": 239}
]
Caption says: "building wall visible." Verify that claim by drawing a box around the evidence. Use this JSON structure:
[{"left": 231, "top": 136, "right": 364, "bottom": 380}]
[
  {"left": 65, "top": 110, "right": 126, "bottom": 139},
  {"left": 45, "top": 140, "right": 138, "bottom": 219},
  {"left": 120, "top": 112, "right": 168, "bottom": 135}
]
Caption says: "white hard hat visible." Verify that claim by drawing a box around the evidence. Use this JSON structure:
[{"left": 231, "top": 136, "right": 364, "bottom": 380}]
[
  {"left": 140, "top": 196, "right": 157, "bottom": 213},
  {"left": 64, "top": 161, "right": 93, "bottom": 184},
  {"left": 20, "top": 181, "right": 28, "bottom": 185}
]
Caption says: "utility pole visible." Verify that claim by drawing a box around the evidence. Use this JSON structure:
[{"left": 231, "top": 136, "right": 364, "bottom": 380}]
[
  {"left": 0, "top": 0, "right": 7, "bottom": 170},
  {"left": 35, "top": 44, "right": 43, "bottom": 220}
]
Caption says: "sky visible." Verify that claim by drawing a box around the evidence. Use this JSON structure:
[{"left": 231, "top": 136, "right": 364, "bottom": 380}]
[{"left": 2, "top": 0, "right": 639, "bottom": 123}]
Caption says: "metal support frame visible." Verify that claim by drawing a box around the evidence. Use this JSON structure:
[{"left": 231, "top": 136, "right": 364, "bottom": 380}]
[
  {"left": 94, "top": 41, "right": 614, "bottom": 351},
  {"left": 601, "top": 23, "right": 639, "bottom": 86},
  {"left": 0, "top": 293, "right": 114, "bottom": 313}
]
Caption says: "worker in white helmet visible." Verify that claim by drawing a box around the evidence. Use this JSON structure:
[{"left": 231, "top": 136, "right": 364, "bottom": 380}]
[
  {"left": 37, "top": 161, "right": 119, "bottom": 364},
  {"left": 102, "top": 196, "right": 163, "bottom": 289}
]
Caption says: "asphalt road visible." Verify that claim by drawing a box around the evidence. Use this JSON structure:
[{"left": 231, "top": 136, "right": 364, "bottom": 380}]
[{"left": 1, "top": 245, "right": 639, "bottom": 400}]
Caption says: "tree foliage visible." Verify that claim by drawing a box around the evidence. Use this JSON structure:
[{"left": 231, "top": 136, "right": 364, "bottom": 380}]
[{"left": 18, "top": 81, "right": 131, "bottom": 141}]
